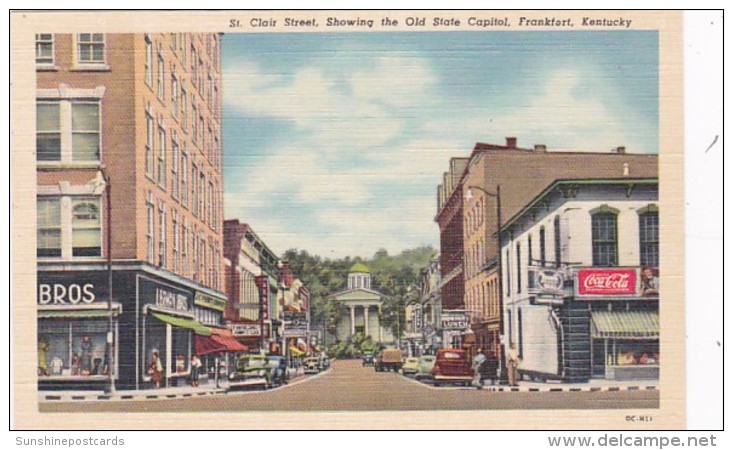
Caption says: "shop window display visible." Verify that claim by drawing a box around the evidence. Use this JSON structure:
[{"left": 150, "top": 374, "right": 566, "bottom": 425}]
[
  {"left": 611, "top": 341, "right": 659, "bottom": 366},
  {"left": 143, "top": 318, "right": 167, "bottom": 382},
  {"left": 38, "top": 319, "right": 107, "bottom": 377}
]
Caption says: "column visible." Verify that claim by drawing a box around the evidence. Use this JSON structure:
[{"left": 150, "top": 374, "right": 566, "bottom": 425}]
[
  {"left": 350, "top": 305, "right": 355, "bottom": 336},
  {"left": 364, "top": 305, "right": 370, "bottom": 337}
]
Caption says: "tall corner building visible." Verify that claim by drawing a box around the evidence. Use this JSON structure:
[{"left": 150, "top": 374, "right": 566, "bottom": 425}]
[{"left": 35, "top": 33, "right": 225, "bottom": 390}]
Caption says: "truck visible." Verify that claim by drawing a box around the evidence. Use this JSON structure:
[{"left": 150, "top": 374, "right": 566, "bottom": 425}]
[{"left": 374, "top": 348, "right": 403, "bottom": 372}]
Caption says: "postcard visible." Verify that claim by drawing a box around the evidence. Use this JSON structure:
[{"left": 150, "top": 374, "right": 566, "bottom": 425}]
[{"left": 11, "top": 10, "right": 685, "bottom": 430}]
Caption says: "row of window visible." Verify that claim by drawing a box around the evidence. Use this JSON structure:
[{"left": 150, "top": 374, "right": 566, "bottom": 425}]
[
  {"left": 466, "top": 278, "right": 500, "bottom": 322},
  {"left": 465, "top": 196, "right": 485, "bottom": 237},
  {"left": 36, "top": 33, "right": 106, "bottom": 66},
  {"left": 465, "top": 238, "right": 485, "bottom": 279},
  {"left": 145, "top": 109, "right": 221, "bottom": 233},
  {"left": 504, "top": 210, "right": 660, "bottom": 297},
  {"left": 145, "top": 196, "right": 222, "bottom": 290}
]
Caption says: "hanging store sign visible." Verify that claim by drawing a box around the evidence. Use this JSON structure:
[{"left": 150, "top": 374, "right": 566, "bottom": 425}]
[
  {"left": 441, "top": 310, "right": 469, "bottom": 330},
  {"left": 527, "top": 266, "right": 565, "bottom": 297},
  {"left": 576, "top": 268, "right": 637, "bottom": 297},
  {"left": 230, "top": 323, "right": 262, "bottom": 337},
  {"left": 255, "top": 276, "right": 270, "bottom": 320},
  {"left": 283, "top": 311, "right": 308, "bottom": 337}
]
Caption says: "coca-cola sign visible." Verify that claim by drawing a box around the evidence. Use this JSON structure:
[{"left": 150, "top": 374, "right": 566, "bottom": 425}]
[{"left": 576, "top": 268, "right": 637, "bottom": 296}]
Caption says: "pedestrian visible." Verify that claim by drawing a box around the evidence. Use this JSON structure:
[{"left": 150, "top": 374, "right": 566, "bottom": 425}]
[
  {"left": 483, "top": 351, "right": 499, "bottom": 386},
  {"left": 80, "top": 335, "right": 93, "bottom": 376},
  {"left": 471, "top": 348, "right": 487, "bottom": 389},
  {"left": 507, "top": 343, "right": 522, "bottom": 387},
  {"left": 148, "top": 350, "right": 163, "bottom": 389},
  {"left": 189, "top": 355, "right": 201, "bottom": 387}
]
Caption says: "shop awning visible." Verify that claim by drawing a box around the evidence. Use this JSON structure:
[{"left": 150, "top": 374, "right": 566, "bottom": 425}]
[
  {"left": 39, "top": 309, "right": 115, "bottom": 319},
  {"left": 289, "top": 346, "right": 306, "bottom": 357},
  {"left": 151, "top": 312, "right": 212, "bottom": 336},
  {"left": 591, "top": 310, "right": 659, "bottom": 339},
  {"left": 194, "top": 329, "right": 249, "bottom": 356}
]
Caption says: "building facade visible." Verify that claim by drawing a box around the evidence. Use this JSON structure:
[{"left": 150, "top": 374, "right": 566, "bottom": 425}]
[
  {"left": 441, "top": 137, "right": 658, "bottom": 373},
  {"left": 500, "top": 178, "right": 660, "bottom": 383},
  {"left": 418, "top": 258, "right": 442, "bottom": 353},
  {"left": 330, "top": 264, "right": 395, "bottom": 345},
  {"left": 35, "top": 33, "right": 227, "bottom": 390}
]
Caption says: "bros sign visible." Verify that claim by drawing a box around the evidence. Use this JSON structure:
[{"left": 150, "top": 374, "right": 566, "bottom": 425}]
[
  {"left": 576, "top": 268, "right": 637, "bottom": 297},
  {"left": 38, "top": 283, "right": 96, "bottom": 305}
]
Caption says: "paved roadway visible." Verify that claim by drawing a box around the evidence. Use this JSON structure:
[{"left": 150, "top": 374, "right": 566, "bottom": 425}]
[{"left": 40, "top": 359, "right": 658, "bottom": 412}]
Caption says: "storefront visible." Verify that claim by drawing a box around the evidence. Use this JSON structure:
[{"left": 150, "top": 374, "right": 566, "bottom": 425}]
[{"left": 38, "top": 266, "right": 228, "bottom": 391}]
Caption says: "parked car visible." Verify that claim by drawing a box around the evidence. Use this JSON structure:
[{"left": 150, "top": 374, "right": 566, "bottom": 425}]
[
  {"left": 375, "top": 348, "right": 403, "bottom": 372},
  {"left": 431, "top": 349, "right": 472, "bottom": 387},
  {"left": 319, "top": 355, "right": 331, "bottom": 370},
  {"left": 228, "top": 355, "right": 273, "bottom": 390},
  {"left": 362, "top": 352, "right": 375, "bottom": 366},
  {"left": 266, "top": 355, "right": 289, "bottom": 386},
  {"left": 415, "top": 355, "right": 436, "bottom": 381},
  {"left": 304, "top": 357, "right": 321, "bottom": 374},
  {"left": 401, "top": 357, "right": 420, "bottom": 377}
]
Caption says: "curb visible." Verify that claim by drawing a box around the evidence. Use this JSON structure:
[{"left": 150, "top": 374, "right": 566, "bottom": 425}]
[{"left": 401, "top": 374, "right": 657, "bottom": 393}]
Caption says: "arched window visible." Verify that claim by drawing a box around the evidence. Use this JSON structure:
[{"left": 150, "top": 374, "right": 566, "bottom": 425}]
[
  {"left": 592, "top": 211, "right": 618, "bottom": 266},
  {"left": 71, "top": 199, "right": 101, "bottom": 257}
]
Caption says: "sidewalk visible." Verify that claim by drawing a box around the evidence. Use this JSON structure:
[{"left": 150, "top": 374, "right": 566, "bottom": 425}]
[
  {"left": 472, "top": 377, "right": 659, "bottom": 393},
  {"left": 39, "top": 370, "right": 315, "bottom": 402}
]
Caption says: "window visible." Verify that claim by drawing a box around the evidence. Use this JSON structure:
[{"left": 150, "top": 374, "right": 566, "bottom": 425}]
[
  {"left": 639, "top": 210, "right": 659, "bottom": 267},
  {"left": 158, "top": 205, "right": 167, "bottom": 268},
  {"left": 539, "top": 226, "right": 546, "bottom": 267},
  {"left": 36, "top": 102, "right": 61, "bottom": 161},
  {"left": 171, "top": 135, "right": 179, "bottom": 199},
  {"left": 72, "top": 103, "right": 100, "bottom": 161},
  {"left": 146, "top": 198, "right": 155, "bottom": 264},
  {"left": 180, "top": 87, "right": 187, "bottom": 130},
  {"left": 172, "top": 210, "right": 180, "bottom": 273},
  {"left": 198, "top": 58, "right": 204, "bottom": 95},
  {"left": 37, "top": 198, "right": 61, "bottom": 257},
  {"left": 145, "top": 110, "right": 154, "bottom": 177},
  {"left": 191, "top": 164, "right": 198, "bottom": 216},
  {"left": 505, "top": 249, "right": 511, "bottom": 296},
  {"left": 156, "top": 47, "right": 165, "bottom": 100},
  {"left": 182, "top": 219, "right": 189, "bottom": 277},
  {"left": 554, "top": 216, "right": 562, "bottom": 268},
  {"left": 36, "top": 34, "right": 54, "bottom": 65},
  {"left": 76, "top": 33, "right": 105, "bottom": 64},
  {"left": 71, "top": 198, "right": 101, "bottom": 257},
  {"left": 198, "top": 172, "right": 205, "bottom": 220},
  {"left": 190, "top": 46, "right": 197, "bottom": 87},
  {"left": 527, "top": 235, "right": 533, "bottom": 266},
  {"left": 144, "top": 35, "right": 153, "bottom": 86},
  {"left": 171, "top": 71, "right": 179, "bottom": 117},
  {"left": 37, "top": 101, "right": 100, "bottom": 163},
  {"left": 592, "top": 212, "right": 618, "bottom": 266},
  {"left": 180, "top": 149, "right": 188, "bottom": 207},
  {"left": 191, "top": 102, "right": 198, "bottom": 143},
  {"left": 517, "top": 308, "right": 524, "bottom": 359},
  {"left": 157, "top": 125, "right": 166, "bottom": 188},
  {"left": 516, "top": 242, "right": 522, "bottom": 294},
  {"left": 208, "top": 181, "right": 214, "bottom": 227},
  {"left": 37, "top": 196, "right": 101, "bottom": 259}
]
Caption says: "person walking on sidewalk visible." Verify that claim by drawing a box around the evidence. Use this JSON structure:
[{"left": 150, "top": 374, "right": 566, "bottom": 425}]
[
  {"left": 189, "top": 355, "right": 202, "bottom": 387},
  {"left": 507, "top": 343, "right": 522, "bottom": 387},
  {"left": 471, "top": 348, "right": 487, "bottom": 389}
]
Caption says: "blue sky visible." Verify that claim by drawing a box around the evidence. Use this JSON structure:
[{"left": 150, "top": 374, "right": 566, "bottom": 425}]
[{"left": 222, "top": 31, "right": 658, "bottom": 259}]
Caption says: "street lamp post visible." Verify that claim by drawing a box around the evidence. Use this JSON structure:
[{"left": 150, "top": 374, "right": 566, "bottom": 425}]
[
  {"left": 95, "top": 169, "right": 116, "bottom": 395},
  {"left": 466, "top": 184, "right": 505, "bottom": 383}
]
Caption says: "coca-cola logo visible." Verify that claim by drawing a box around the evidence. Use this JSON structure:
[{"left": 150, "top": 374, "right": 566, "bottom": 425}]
[{"left": 577, "top": 269, "right": 636, "bottom": 296}]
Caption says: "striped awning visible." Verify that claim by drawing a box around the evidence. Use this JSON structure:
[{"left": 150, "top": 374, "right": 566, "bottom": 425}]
[{"left": 591, "top": 310, "right": 659, "bottom": 339}]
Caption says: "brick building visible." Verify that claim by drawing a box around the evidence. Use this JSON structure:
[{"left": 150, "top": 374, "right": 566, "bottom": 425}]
[
  {"left": 35, "top": 33, "right": 228, "bottom": 391},
  {"left": 437, "top": 137, "right": 658, "bottom": 373}
]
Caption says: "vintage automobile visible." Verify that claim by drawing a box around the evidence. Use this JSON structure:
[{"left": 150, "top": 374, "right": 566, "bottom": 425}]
[
  {"left": 374, "top": 348, "right": 403, "bottom": 372},
  {"left": 401, "top": 357, "right": 420, "bottom": 377},
  {"left": 304, "top": 356, "right": 321, "bottom": 374},
  {"left": 362, "top": 352, "right": 375, "bottom": 367},
  {"left": 318, "top": 355, "right": 331, "bottom": 371},
  {"left": 228, "top": 355, "right": 274, "bottom": 390},
  {"left": 415, "top": 355, "right": 436, "bottom": 381},
  {"left": 431, "top": 348, "right": 473, "bottom": 387},
  {"left": 266, "top": 355, "right": 289, "bottom": 387}
]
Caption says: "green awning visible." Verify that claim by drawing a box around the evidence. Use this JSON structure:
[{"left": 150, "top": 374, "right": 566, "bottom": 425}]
[
  {"left": 591, "top": 310, "right": 659, "bottom": 339},
  {"left": 39, "top": 309, "right": 116, "bottom": 319},
  {"left": 151, "top": 312, "right": 212, "bottom": 336}
]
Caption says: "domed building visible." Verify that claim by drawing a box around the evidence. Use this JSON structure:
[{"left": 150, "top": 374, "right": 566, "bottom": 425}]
[{"left": 330, "top": 263, "right": 395, "bottom": 344}]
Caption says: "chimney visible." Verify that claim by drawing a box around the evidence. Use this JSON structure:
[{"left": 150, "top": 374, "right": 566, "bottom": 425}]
[
  {"left": 506, "top": 137, "right": 517, "bottom": 149},
  {"left": 534, "top": 144, "right": 547, "bottom": 152},
  {"left": 614, "top": 146, "right": 626, "bottom": 154}
]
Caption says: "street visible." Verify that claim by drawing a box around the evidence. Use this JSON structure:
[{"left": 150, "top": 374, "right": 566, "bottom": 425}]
[{"left": 40, "top": 359, "right": 659, "bottom": 413}]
